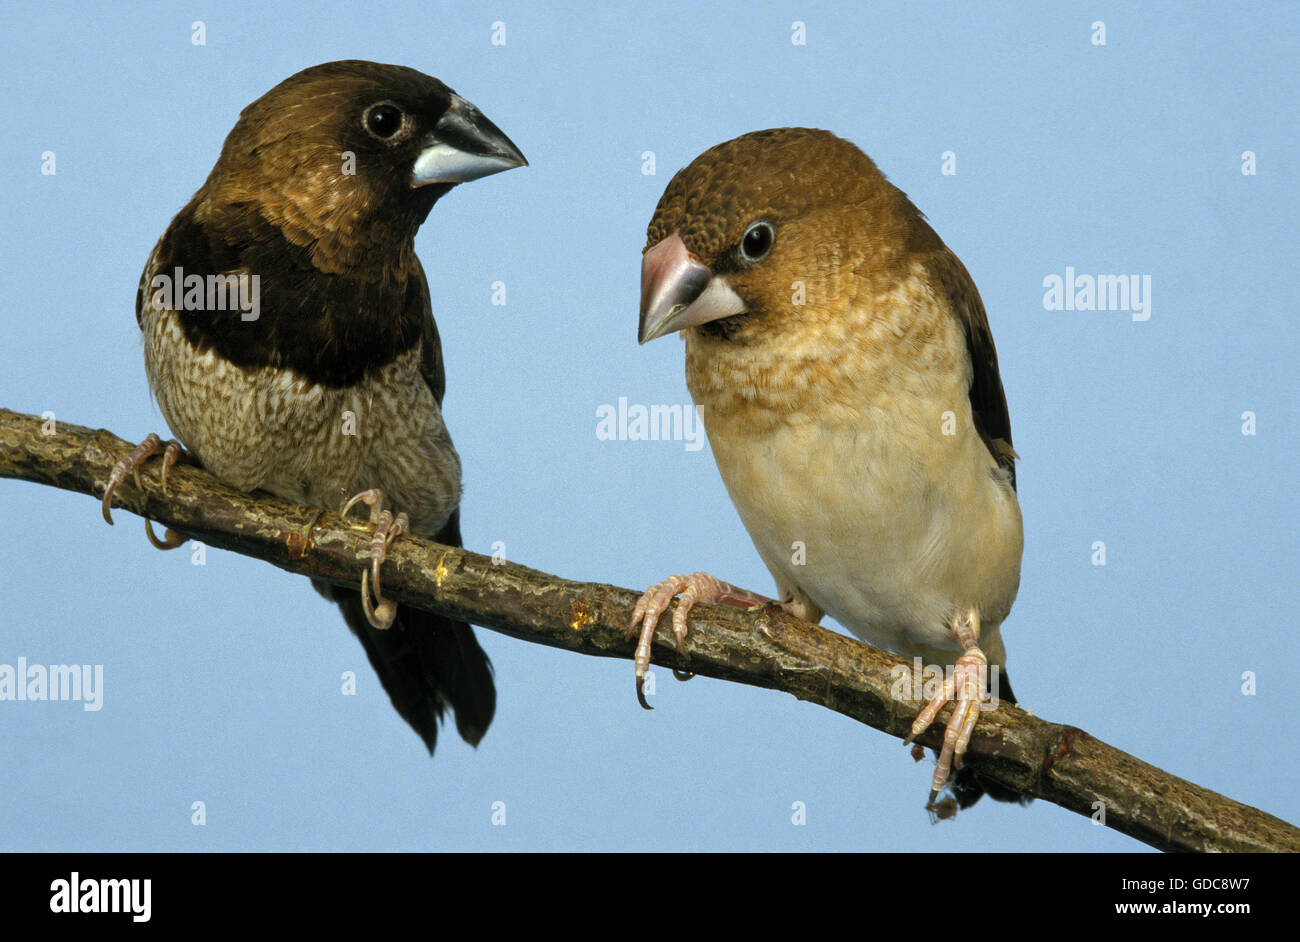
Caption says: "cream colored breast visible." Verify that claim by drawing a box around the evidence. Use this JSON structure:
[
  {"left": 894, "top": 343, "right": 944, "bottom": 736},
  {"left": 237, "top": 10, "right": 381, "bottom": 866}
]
[{"left": 685, "top": 270, "right": 1022, "bottom": 662}]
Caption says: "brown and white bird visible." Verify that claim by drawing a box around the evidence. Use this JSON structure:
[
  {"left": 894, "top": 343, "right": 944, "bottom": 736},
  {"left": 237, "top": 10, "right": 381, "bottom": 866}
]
[
  {"left": 630, "top": 128, "right": 1024, "bottom": 809},
  {"left": 102, "top": 60, "right": 526, "bottom": 756}
]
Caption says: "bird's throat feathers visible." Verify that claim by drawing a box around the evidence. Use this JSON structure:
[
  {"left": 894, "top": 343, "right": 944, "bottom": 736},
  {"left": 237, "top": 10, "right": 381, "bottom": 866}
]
[{"left": 684, "top": 256, "right": 968, "bottom": 434}]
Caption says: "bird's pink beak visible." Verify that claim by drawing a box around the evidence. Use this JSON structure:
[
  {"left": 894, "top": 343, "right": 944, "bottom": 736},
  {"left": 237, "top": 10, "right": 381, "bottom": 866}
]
[{"left": 639, "top": 232, "right": 746, "bottom": 344}]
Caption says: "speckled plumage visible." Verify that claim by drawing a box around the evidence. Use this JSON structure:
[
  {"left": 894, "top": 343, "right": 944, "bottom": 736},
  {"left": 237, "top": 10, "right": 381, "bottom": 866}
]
[{"left": 141, "top": 301, "right": 461, "bottom": 535}]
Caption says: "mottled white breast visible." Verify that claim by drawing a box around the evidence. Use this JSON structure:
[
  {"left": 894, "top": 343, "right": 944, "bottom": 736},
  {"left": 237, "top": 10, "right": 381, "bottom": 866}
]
[{"left": 141, "top": 304, "right": 461, "bottom": 535}]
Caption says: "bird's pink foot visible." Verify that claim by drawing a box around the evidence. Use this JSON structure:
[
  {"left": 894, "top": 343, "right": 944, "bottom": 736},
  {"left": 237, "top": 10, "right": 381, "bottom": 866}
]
[
  {"left": 101, "top": 433, "right": 189, "bottom": 548},
  {"left": 628, "top": 572, "right": 771, "bottom": 709},
  {"left": 903, "top": 609, "right": 988, "bottom": 803},
  {"left": 342, "top": 488, "right": 410, "bottom": 629}
]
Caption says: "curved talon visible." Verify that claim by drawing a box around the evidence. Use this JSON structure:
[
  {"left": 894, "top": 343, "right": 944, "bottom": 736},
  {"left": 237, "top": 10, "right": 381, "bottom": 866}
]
[
  {"left": 628, "top": 573, "right": 689, "bottom": 707},
  {"left": 367, "top": 510, "right": 407, "bottom": 629},
  {"left": 102, "top": 440, "right": 143, "bottom": 525},
  {"left": 361, "top": 568, "right": 397, "bottom": 629},
  {"left": 102, "top": 481, "right": 121, "bottom": 525},
  {"left": 628, "top": 571, "right": 752, "bottom": 705},
  {"left": 158, "top": 441, "right": 182, "bottom": 492},
  {"left": 343, "top": 489, "right": 407, "bottom": 630},
  {"left": 102, "top": 434, "right": 187, "bottom": 526},
  {"left": 143, "top": 518, "right": 187, "bottom": 550},
  {"left": 102, "top": 457, "right": 137, "bottom": 525},
  {"left": 341, "top": 489, "right": 373, "bottom": 520}
]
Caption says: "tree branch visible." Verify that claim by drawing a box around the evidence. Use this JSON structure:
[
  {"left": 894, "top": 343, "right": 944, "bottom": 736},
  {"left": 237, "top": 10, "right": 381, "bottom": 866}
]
[{"left": 2, "top": 407, "right": 1296, "bottom": 853}]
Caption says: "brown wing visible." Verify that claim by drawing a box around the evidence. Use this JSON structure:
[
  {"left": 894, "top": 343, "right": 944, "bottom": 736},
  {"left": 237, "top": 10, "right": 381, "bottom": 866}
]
[
  {"left": 912, "top": 217, "right": 1017, "bottom": 490},
  {"left": 411, "top": 257, "right": 447, "bottom": 406}
]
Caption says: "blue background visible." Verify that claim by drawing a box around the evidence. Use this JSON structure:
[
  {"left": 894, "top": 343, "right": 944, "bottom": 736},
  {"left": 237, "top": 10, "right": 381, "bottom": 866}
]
[{"left": 1, "top": 1, "right": 1295, "bottom": 851}]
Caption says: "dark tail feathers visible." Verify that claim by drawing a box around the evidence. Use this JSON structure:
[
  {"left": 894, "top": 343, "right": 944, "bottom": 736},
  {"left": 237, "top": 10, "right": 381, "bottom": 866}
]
[{"left": 318, "top": 580, "right": 496, "bottom": 754}]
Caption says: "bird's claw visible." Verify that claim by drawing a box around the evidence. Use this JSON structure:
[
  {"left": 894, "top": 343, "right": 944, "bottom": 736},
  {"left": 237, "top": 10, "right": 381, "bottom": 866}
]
[
  {"left": 628, "top": 572, "right": 721, "bottom": 708},
  {"left": 101, "top": 434, "right": 188, "bottom": 549},
  {"left": 343, "top": 488, "right": 409, "bottom": 629},
  {"left": 143, "top": 518, "right": 188, "bottom": 550},
  {"left": 628, "top": 571, "right": 761, "bottom": 708},
  {"left": 903, "top": 646, "right": 989, "bottom": 799}
]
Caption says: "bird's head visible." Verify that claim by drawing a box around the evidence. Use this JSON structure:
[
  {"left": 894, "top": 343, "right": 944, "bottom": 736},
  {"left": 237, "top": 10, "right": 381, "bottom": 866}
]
[
  {"left": 639, "top": 128, "right": 911, "bottom": 346},
  {"left": 197, "top": 60, "right": 527, "bottom": 272}
]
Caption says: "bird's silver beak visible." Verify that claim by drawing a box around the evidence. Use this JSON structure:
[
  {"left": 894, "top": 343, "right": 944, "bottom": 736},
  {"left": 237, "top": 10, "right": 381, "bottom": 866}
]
[
  {"left": 638, "top": 232, "right": 746, "bottom": 343},
  {"left": 411, "top": 94, "right": 528, "bottom": 187}
]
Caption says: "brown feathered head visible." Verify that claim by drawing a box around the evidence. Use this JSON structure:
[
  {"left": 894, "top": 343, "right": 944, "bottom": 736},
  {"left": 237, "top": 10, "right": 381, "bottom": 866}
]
[
  {"left": 192, "top": 60, "right": 526, "bottom": 270},
  {"left": 640, "top": 127, "right": 922, "bottom": 344}
]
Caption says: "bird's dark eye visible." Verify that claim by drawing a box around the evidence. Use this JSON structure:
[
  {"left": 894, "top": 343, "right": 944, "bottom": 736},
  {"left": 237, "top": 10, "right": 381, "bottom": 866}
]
[
  {"left": 364, "top": 103, "right": 405, "bottom": 140},
  {"left": 740, "top": 221, "right": 775, "bottom": 261}
]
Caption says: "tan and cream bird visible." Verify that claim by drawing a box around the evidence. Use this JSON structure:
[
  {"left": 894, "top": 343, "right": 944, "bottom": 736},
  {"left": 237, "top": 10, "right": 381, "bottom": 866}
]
[{"left": 630, "top": 128, "right": 1025, "bottom": 809}]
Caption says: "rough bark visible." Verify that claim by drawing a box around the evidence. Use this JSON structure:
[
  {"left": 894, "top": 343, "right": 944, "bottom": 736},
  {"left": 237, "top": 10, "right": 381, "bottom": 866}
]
[{"left": 2, "top": 407, "right": 1296, "bottom": 853}]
